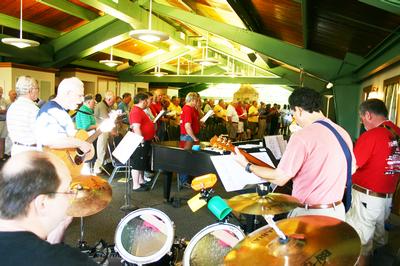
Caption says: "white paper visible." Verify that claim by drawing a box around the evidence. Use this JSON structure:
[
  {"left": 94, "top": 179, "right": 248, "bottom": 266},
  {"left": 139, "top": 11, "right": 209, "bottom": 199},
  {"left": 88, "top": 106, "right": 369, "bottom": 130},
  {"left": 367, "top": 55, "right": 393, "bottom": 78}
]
[
  {"left": 200, "top": 110, "right": 214, "bottom": 123},
  {"left": 153, "top": 110, "right": 166, "bottom": 123},
  {"left": 211, "top": 155, "right": 266, "bottom": 192},
  {"left": 250, "top": 152, "right": 276, "bottom": 169},
  {"left": 112, "top": 131, "right": 143, "bottom": 164}
]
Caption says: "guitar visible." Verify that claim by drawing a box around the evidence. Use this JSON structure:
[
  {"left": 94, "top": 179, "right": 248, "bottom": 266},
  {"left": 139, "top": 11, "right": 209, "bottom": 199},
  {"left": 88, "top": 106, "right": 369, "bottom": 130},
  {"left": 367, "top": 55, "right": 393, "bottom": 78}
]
[
  {"left": 45, "top": 110, "right": 122, "bottom": 177},
  {"left": 209, "top": 135, "right": 275, "bottom": 169}
]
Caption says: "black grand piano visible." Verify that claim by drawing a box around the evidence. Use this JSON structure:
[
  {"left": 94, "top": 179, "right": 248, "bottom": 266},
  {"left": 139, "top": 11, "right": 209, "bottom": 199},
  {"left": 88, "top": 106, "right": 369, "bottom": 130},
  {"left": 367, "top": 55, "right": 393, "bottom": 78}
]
[{"left": 151, "top": 140, "right": 279, "bottom": 202}]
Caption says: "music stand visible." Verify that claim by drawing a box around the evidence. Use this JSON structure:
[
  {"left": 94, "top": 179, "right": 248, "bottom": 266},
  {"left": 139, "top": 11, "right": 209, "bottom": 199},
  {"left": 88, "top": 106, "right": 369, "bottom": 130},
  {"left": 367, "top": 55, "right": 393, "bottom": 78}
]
[{"left": 112, "top": 131, "right": 144, "bottom": 213}]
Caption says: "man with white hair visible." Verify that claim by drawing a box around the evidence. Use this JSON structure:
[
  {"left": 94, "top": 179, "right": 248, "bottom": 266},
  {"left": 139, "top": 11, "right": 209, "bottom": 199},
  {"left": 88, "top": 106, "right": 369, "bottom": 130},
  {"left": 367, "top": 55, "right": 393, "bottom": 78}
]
[
  {"left": 93, "top": 91, "right": 116, "bottom": 174},
  {"left": 35, "top": 77, "right": 93, "bottom": 161},
  {"left": 0, "top": 151, "right": 98, "bottom": 266},
  {"left": 7, "top": 76, "right": 40, "bottom": 156}
]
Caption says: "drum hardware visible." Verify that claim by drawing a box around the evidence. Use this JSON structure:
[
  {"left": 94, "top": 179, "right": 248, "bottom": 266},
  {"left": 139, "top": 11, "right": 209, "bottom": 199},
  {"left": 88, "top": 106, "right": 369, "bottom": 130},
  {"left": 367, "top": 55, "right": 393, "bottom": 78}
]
[
  {"left": 120, "top": 160, "right": 139, "bottom": 213},
  {"left": 224, "top": 215, "right": 362, "bottom": 265}
]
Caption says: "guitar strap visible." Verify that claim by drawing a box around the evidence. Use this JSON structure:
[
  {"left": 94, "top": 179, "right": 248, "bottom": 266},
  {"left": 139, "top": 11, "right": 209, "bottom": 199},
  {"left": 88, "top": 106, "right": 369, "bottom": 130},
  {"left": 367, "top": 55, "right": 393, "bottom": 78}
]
[{"left": 314, "top": 120, "right": 353, "bottom": 212}]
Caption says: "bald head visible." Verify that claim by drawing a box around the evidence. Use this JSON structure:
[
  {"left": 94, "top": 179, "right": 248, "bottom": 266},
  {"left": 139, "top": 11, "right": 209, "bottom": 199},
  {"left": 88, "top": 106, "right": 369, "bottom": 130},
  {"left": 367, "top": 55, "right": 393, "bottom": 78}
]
[{"left": 55, "top": 77, "right": 84, "bottom": 110}]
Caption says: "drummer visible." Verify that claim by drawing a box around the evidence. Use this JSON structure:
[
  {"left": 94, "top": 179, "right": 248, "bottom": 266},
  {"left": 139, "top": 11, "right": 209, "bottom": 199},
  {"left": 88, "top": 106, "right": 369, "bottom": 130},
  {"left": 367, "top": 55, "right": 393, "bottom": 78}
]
[
  {"left": 0, "top": 151, "right": 97, "bottom": 265},
  {"left": 233, "top": 87, "right": 355, "bottom": 221}
]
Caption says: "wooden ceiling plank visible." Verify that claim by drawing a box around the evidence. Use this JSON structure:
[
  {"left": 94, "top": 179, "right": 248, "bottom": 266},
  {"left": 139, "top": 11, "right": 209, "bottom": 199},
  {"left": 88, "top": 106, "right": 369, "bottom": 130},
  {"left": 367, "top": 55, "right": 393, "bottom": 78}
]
[
  {"left": 301, "top": 0, "right": 308, "bottom": 48},
  {"left": 37, "top": 0, "right": 99, "bottom": 21},
  {"left": 71, "top": 59, "right": 116, "bottom": 71},
  {"left": 226, "top": 0, "right": 262, "bottom": 32},
  {"left": 0, "top": 13, "right": 61, "bottom": 38}
]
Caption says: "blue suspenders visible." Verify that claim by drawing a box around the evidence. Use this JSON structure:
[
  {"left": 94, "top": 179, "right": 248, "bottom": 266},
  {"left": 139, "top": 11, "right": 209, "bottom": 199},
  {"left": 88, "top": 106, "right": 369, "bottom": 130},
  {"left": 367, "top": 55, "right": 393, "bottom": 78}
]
[{"left": 314, "top": 120, "right": 352, "bottom": 212}]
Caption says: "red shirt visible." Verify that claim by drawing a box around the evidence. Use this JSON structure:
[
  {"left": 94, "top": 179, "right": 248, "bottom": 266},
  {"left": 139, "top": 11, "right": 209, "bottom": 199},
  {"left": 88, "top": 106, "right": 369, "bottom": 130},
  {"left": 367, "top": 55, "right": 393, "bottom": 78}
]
[
  {"left": 353, "top": 121, "right": 400, "bottom": 193},
  {"left": 129, "top": 106, "right": 155, "bottom": 141},
  {"left": 180, "top": 104, "right": 200, "bottom": 135},
  {"left": 150, "top": 102, "right": 162, "bottom": 117}
]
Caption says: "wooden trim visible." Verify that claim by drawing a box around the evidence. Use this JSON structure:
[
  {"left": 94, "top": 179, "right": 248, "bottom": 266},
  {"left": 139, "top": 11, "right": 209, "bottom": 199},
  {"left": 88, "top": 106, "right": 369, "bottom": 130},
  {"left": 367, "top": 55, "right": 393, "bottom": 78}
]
[
  {"left": 384, "top": 75, "right": 400, "bottom": 87},
  {"left": 61, "top": 68, "right": 118, "bottom": 79},
  {"left": 0, "top": 62, "right": 58, "bottom": 73}
]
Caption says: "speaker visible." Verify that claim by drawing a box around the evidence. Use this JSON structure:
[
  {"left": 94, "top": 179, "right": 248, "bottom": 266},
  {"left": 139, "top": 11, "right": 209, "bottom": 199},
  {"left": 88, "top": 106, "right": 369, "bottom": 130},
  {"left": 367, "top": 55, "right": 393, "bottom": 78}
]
[{"left": 247, "top": 53, "right": 257, "bottom": 63}]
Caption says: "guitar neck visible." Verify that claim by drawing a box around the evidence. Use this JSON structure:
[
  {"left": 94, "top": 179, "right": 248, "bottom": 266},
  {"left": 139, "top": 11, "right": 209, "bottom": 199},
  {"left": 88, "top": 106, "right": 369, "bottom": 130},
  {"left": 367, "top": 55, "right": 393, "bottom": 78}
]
[{"left": 238, "top": 148, "right": 275, "bottom": 169}]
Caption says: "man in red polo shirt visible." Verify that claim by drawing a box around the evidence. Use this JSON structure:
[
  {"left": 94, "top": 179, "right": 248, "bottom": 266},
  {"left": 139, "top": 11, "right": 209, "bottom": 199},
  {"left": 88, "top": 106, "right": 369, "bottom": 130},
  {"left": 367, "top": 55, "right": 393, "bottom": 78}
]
[{"left": 346, "top": 99, "right": 400, "bottom": 265}]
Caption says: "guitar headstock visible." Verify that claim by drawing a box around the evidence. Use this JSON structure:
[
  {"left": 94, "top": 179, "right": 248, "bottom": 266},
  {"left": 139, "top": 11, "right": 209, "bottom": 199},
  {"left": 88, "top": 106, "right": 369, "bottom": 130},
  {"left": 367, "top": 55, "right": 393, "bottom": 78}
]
[{"left": 209, "top": 135, "right": 235, "bottom": 152}]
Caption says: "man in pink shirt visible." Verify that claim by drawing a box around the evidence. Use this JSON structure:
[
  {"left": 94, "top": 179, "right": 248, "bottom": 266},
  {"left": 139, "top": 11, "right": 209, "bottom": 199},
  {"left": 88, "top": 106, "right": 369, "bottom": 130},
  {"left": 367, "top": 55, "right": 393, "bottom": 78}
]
[{"left": 234, "top": 87, "right": 355, "bottom": 220}]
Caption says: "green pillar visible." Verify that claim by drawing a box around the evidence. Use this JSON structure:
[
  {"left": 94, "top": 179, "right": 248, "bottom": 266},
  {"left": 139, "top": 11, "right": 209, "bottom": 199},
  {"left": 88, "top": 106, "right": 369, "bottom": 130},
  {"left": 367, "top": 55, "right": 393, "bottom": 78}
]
[{"left": 333, "top": 77, "right": 363, "bottom": 140}]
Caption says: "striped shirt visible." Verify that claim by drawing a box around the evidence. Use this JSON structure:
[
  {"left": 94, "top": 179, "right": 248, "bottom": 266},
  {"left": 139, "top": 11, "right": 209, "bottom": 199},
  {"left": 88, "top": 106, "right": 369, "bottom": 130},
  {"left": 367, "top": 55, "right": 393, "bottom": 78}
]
[
  {"left": 7, "top": 97, "right": 39, "bottom": 154},
  {"left": 76, "top": 104, "right": 96, "bottom": 131}
]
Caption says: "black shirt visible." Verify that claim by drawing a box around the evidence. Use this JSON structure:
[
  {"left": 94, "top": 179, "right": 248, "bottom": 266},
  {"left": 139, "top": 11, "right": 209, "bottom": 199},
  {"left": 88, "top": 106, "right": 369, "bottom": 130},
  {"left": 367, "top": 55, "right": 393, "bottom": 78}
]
[{"left": 0, "top": 231, "right": 98, "bottom": 266}]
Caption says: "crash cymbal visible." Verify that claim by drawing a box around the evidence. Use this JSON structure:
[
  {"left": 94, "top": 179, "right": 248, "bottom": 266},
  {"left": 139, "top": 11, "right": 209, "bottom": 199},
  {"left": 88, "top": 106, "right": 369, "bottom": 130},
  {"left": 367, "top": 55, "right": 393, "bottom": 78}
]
[
  {"left": 67, "top": 175, "right": 112, "bottom": 217},
  {"left": 227, "top": 193, "right": 300, "bottom": 215},
  {"left": 224, "top": 215, "right": 361, "bottom": 266}
]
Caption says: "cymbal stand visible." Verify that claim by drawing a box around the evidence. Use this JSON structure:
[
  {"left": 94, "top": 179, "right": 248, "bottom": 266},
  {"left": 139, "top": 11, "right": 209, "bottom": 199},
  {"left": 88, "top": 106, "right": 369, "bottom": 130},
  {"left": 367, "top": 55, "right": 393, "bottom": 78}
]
[
  {"left": 120, "top": 159, "right": 138, "bottom": 213},
  {"left": 78, "top": 217, "right": 88, "bottom": 249}
]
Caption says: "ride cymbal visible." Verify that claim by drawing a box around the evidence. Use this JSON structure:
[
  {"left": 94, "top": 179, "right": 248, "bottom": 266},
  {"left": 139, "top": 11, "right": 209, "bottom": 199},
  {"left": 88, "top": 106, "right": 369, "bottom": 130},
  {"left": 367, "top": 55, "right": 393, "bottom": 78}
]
[
  {"left": 227, "top": 193, "right": 300, "bottom": 215},
  {"left": 67, "top": 175, "right": 112, "bottom": 217},
  {"left": 224, "top": 215, "right": 361, "bottom": 266}
]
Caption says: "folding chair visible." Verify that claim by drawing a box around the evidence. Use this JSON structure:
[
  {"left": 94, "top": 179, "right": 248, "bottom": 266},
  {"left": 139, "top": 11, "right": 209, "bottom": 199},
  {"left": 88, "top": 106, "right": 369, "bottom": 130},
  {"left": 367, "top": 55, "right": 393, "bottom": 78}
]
[{"left": 107, "top": 139, "right": 132, "bottom": 184}]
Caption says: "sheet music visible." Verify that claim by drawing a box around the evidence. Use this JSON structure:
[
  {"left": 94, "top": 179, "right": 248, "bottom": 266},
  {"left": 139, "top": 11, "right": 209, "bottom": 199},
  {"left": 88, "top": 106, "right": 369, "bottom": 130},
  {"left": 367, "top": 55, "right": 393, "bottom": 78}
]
[
  {"left": 112, "top": 132, "right": 143, "bottom": 164},
  {"left": 153, "top": 110, "right": 166, "bottom": 123},
  {"left": 211, "top": 155, "right": 266, "bottom": 192},
  {"left": 200, "top": 110, "right": 214, "bottom": 123},
  {"left": 264, "top": 135, "right": 286, "bottom": 159}
]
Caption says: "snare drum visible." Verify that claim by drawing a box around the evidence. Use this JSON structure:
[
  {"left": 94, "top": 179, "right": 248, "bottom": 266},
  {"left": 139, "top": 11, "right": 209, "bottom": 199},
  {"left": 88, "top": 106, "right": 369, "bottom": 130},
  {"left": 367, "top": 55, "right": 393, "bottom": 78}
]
[
  {"left": 114, "top": 208, "right": 175, "bottom": 265},
  {"left": 183, "top": 223, "right": 245, "bottom": 266}
]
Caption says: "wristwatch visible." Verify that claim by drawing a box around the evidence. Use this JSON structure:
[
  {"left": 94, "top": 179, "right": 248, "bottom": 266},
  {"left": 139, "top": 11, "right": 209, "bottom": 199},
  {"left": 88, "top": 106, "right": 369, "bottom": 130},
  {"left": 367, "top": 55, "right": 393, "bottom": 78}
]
[{"left": 245, "top": 162, "right": 252, "bottom": 173}]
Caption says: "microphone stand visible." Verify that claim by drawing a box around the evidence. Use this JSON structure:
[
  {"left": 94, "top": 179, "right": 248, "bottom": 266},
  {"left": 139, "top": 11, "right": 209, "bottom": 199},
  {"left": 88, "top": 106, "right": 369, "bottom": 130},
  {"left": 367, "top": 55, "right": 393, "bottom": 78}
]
[{"left": 120, "top": 158, "right": 138, "bottom": 213}]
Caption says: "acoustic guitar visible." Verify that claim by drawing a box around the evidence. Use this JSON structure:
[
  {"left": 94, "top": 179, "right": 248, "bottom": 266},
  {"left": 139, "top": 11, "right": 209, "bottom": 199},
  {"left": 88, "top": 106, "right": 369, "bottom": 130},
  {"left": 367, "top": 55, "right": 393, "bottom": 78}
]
[
  {"left": 209, "top": 135, "right": 292, "bottom": 195},
  {"left": 45, "top": 110, "right": 121, "bottom": 177}
]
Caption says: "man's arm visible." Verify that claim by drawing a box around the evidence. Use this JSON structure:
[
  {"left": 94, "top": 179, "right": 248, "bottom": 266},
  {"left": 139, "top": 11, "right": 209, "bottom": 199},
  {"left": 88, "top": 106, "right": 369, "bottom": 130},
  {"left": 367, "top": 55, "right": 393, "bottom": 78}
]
[{"left": 184, "top": 122, "right": 198, "bottom": 141}]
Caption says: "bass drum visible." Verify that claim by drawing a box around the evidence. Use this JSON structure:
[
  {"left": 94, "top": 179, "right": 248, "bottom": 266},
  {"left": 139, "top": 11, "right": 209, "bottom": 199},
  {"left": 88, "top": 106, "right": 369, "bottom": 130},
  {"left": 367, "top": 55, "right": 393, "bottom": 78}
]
[
  {"left": 183, "top": 223, "right": 245, "bottom": 266},
  {"left": 114, "top": 208, "right": 175, "bottom": 265}
]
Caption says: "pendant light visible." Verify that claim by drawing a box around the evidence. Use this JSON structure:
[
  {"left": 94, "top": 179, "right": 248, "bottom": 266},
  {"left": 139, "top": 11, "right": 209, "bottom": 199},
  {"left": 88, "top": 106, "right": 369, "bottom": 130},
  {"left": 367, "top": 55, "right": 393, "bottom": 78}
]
[
  {"left": 129, "top": 0, "right": 169, "bottom": 43},
  {"left": 99, "top": 47, "right": 123, "bottom": 67},
  {"left": 1, "top": 0, "right": 40, "bottom": 48},
  {"left": 150, "top": 60, "right": 167, "bottom": 77},
  {"left": 194, "top": 33, "right": 219, "bottom": 66}
]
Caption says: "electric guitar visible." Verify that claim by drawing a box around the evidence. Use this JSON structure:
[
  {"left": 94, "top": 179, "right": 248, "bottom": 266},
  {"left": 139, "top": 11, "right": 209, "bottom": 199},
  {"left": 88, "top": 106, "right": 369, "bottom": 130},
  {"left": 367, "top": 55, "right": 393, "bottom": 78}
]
[{"left": 45, "top": 110, "right": 122, "bottom": 177}]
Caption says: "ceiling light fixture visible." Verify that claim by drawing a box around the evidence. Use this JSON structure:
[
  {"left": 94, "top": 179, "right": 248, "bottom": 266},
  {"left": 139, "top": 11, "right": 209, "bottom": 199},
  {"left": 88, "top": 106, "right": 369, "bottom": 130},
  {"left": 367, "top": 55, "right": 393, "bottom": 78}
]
[
  {"left": 326, "top": 82, "right": 334, "bottom": 89},
  {"left": 194, "top": 33, "right": 219, "bottom": 66},
  {"left": 129, "top": 0, "right": 169, "bottom": 43},
  {"left": 99, "top": 46, "right": 123, "bottom": 67},
  {"left": 1, "top": 0, "right": 40, "bottom": 48}
]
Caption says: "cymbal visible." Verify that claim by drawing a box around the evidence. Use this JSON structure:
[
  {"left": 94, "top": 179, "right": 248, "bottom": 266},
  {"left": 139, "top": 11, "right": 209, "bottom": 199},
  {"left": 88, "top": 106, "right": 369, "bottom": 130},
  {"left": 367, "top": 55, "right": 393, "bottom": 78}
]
[
  {"left": 227, "top": 193, "right": 300, "bottom": 215},
  {"left": 224, "top": 215, "right": 361, "bottom": 266},
  {"left": 67, "top": 175, "right": 112, "bottom": 217}
]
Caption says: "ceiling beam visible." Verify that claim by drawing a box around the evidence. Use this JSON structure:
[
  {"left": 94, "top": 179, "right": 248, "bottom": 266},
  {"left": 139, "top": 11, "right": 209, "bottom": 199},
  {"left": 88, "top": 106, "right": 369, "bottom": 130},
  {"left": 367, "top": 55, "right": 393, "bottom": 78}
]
[
  {"left": 43, "top": 20, "right": 132, "bottom": 68},
  {"left": 151, "top": 2, "right": 347, "bottom": 81},
  {"left": 71, "top": 59, "right": 117, "bottom": 72},
  {"left": 101, "top": 48, "right": 142, "bottom": 62},
  {"left": 49, "top": 15, "right": 117, "bottom": 52},
  {"left": 36, "top": 0, "right": 99, "bottom": 21},
  {"left": 0, "top": 13, "right": 61, "bottom": 38},
  {"left": 119, "top": 47, "right": 191, "bottom": 77},
  {"left": 226, "top": 0, "right": 262, "bottom": 32},
  {"left": 120, "top": 75, "right": 295, "bottom": 85}
]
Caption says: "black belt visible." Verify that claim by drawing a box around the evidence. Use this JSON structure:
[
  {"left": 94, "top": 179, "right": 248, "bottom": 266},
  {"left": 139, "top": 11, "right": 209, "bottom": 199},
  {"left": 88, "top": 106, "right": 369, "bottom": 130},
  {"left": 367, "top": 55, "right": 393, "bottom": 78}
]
[{"left": 13, "top": 142, "right": 37, "bottom": 147}]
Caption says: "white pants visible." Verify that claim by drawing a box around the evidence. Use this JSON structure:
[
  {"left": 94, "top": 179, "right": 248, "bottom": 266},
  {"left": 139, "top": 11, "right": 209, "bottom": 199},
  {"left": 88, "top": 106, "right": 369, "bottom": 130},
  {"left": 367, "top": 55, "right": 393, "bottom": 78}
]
[
  {"left": 94, "top": 132, "right": 109, "bottom": 171},
  {"left": 288, "top": 203, "right": 345, "bottom": 221},
  {"left": 346, "top": 189, "right": 391, "bottom": 255}
]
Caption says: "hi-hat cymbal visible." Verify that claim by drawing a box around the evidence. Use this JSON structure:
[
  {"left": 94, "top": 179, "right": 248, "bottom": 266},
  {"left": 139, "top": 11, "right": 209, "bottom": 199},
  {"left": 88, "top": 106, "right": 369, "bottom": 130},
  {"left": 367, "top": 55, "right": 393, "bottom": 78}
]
[
  {"left": 224, "top": 215, "right": 361, "bottom": 266},
  {"left": 67, "top": 175, "right": 112, "bottom": 217},
  {"left": 227, "top": 193, "right": 300, "bottom": 215}
]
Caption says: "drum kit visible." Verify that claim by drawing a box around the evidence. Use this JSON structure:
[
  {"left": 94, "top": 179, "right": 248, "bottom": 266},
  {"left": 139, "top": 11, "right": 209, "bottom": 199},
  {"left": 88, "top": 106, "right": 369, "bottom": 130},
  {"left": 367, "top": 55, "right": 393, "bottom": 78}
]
[{"left": 68, "top": 176, "right": 362, "bottom": 266}]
